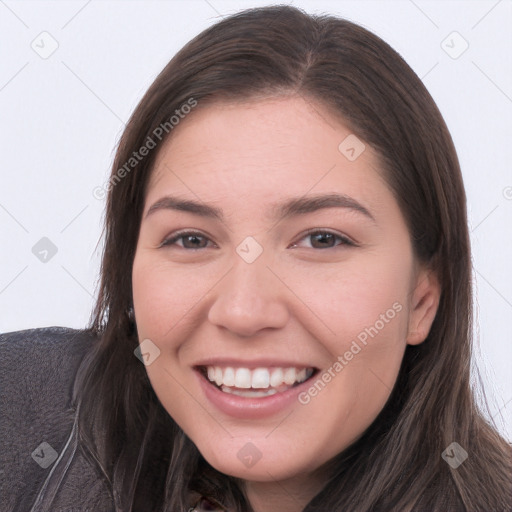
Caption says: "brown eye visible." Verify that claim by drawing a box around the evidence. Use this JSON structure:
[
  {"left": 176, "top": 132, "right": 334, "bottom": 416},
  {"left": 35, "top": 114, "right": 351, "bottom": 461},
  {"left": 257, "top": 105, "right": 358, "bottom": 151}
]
[
  {"left": 181, "top": 234, "right": 208, "bottom": 249},
  {"left": 291, "top": 230, "right": 355, "bottom": 250},
  {"left": 160, "top": 231, "right": 213, "bottom": 249},
  {"left": 310, "top": 232, "right": 337, "bottom": 248}
]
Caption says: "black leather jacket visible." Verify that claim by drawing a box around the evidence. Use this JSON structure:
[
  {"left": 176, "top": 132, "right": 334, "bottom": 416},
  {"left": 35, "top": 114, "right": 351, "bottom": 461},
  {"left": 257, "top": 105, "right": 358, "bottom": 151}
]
[
  {"left": 0, "top": 327, "right": 227, "bottom": 512},
  {"left": 0, "top": 327, "right": 114, "bottom": 512}
]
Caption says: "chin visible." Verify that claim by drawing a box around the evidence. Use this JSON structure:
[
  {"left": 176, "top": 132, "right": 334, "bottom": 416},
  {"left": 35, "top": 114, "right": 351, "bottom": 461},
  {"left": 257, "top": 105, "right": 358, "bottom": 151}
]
[{"left": 194, "top": 435, "right": 324, "bottom": 483}]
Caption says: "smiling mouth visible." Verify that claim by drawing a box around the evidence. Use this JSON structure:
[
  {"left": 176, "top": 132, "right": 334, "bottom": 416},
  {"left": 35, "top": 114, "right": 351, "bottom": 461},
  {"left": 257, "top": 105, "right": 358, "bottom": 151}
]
[{"left": 197, "top": 365, "right": 318, "bottom": 398}]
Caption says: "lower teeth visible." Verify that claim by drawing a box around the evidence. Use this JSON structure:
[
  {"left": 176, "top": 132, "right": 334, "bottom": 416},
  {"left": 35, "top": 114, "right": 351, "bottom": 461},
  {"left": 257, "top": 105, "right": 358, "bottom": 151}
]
[{"left": 220, "top": 385, "right": 284, "bottom": 397}]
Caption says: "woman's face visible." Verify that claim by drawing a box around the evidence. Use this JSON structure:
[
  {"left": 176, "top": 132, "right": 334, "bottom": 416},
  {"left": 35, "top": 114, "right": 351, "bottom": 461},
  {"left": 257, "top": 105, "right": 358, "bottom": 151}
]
[{"left": 132, "top": 96, "right": 439, "bottom": 486}]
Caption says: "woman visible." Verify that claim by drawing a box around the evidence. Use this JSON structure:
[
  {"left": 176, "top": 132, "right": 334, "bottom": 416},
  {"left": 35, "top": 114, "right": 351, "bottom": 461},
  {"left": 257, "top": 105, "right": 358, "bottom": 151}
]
[{"left": 2, "top": 4, "right": 510, "bottom": 511}]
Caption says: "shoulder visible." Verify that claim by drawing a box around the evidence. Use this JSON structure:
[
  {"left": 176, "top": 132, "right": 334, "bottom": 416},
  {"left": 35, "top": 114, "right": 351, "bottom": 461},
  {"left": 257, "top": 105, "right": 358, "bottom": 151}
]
[
  {"left": 0, "top": 325, "right": 96, "bottom": 386},
  {"left": 0, "top": 326, "right": 112, "bottom": 510},
  {"left": 0, "top": 325, "right": 96, "bottom": 426},
  {"left": 0, "top": 326, "right": 96, "bottom": 429},
  {"left": 0, "top": 324, "right": 95, "bottom": 360}
]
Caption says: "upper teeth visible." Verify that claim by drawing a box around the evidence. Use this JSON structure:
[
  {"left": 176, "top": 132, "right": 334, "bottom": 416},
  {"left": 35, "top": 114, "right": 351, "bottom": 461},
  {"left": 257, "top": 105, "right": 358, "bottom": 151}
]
[{"left": 205, "top": 366, "right": 313, "bottom": 389}]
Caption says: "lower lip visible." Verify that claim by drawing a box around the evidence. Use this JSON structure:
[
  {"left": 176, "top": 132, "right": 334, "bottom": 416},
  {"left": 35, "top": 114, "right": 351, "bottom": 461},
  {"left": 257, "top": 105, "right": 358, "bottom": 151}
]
[{"left": 195, "top": 370, "right": 314, "bottom": 420}]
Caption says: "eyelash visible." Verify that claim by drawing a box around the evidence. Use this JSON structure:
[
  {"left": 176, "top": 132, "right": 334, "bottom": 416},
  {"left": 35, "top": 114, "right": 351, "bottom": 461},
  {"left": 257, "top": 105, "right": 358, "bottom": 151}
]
[
  {"left": 160, "top": 230, "right": 216, "bottom": 250},
  {"left": 291, "top": 228, "right": 356, "bottom": 249},
  {"left": 159, "top": 229, "right": 356, "bottom": 250}
]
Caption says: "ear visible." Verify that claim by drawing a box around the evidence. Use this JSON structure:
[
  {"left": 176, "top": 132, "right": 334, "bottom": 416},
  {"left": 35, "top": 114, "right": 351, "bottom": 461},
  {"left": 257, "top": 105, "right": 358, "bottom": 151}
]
[{"left": 407, "top": 267, "right": 441, "bottom": 346}]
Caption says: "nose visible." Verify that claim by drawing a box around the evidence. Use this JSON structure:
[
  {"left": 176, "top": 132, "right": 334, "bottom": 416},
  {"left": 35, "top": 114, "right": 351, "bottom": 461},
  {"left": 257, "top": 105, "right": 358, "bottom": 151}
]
[{"left": 207, "top": 257, "right": 290, "bottom": 338}]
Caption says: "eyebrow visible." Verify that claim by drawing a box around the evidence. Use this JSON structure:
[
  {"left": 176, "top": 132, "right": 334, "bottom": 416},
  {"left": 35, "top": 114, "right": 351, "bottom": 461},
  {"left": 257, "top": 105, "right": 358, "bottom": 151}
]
[
  {"left": 145, "top": 193, "right": 375, "bottom": 223},
  {"left": 273, "top": 193, "right": 375, "bottom": 223}
]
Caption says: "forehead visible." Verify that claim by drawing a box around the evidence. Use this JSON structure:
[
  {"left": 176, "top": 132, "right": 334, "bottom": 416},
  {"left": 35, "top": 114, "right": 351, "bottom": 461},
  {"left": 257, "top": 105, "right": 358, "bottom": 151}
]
[{"left": 145, "top": 96, "right": 389, "bottom": 214}]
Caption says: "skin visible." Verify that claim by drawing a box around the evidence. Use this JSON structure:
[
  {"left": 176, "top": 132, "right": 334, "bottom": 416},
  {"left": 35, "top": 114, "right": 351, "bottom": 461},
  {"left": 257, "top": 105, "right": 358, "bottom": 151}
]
[{"left": 132, "top": 95, "right": 440, "bottom": 512}]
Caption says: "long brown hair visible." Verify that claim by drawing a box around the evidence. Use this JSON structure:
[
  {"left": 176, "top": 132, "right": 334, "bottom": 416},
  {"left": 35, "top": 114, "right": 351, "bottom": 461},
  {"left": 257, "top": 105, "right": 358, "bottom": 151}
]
[{"left": 73, "top": 5, "right": 511, "bottom": 511}]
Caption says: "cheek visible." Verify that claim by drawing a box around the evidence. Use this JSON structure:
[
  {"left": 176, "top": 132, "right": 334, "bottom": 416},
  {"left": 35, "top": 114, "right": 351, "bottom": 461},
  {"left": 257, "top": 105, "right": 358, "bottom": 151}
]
[
  {"left": 282, "top": 252, "right": 412, "bottom": 357},
  {"left": 291, "top": 271, "right": 409, "bottom": 463},
  {"left": 131, "top": 255, "right": 219, "bottom": 340},
  {"left": 281, "top": 253, "right": 411, "bottom": 429},
  {"left": 131, "top": 255, "right": 211, "bottom": 430}
]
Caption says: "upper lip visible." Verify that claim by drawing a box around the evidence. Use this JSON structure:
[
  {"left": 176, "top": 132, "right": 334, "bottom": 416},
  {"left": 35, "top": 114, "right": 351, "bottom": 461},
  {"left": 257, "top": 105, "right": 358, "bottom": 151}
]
[{"left": 193, "top": 358, "right": 317, "bottom": 370}]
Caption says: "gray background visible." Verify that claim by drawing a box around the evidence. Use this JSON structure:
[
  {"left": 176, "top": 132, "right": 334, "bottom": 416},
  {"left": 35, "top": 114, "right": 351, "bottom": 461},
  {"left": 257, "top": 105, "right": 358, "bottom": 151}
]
[{"left": 0, "top": 0, "right": 510, "bottom": 440}]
